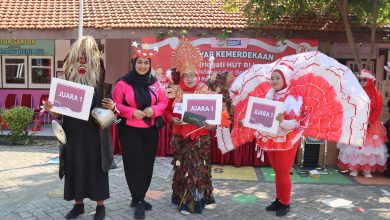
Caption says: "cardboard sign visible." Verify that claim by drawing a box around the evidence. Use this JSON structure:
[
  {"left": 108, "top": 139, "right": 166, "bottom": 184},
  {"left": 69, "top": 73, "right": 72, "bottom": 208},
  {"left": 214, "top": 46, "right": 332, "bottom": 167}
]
[
  {"left": 182, "top": 94, "right": 223, "bottom": 125},
  {"left": 48, "top": 78, "right": 94, "bottom": 121},
  {"left": 243, "top": 96, "right": 283, "bottom": 134}
]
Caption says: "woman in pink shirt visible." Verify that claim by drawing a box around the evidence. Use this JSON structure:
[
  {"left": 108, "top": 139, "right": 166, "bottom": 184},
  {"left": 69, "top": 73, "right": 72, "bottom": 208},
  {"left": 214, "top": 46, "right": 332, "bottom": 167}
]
[{"left": 112, "top": 53, "right": 168, "bottom": 220}]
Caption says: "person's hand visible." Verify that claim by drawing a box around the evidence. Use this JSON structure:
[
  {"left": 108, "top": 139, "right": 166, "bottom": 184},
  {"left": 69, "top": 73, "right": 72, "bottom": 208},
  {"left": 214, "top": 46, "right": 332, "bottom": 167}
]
[
  {"left": 42, "top": 101, "right": 60, "bottom": 118},
  {"left": 133, "top": 110, "right": 146, "bottom": 120},
  {"left": 204, "top": 121, "right": 217, "bottom": 130},
  {"left": 102, "top": 98, "right": 115, "bottom": 110},
  {"left": 42, "top": 100, "right": 53, "bottom": 112},
  {"left": 276, "top": 113, "right": 284, "bottom": 123},
  {"left": 238, "top": 119, "right": 243, "bottom": 127},
  {"left": 143, "top": 107, "right": 154, "bottom": 118},
  {"left": 171, "top": 117, "right": 182, "bottom": 125}
]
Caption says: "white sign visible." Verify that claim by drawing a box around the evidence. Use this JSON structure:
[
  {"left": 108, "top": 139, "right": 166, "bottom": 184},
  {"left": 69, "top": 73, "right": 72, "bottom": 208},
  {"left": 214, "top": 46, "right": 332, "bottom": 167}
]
[
  {"left": 48, "top": 78, "right": 95, "bottom": 121},
  {"left": 173, "top": 103, "right": 184, "bottom": 114},
  {"left": 182, "top": 94, "right": 223, "bottom": 125},
  {"left": 243, "top": 96, "right": 283, "bottom": 134}
]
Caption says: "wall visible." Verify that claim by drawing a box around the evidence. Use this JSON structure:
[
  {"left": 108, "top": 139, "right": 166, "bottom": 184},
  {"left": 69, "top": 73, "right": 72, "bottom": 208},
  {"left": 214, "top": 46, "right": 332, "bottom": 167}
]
[
  {"left": 104, "top": 39, "right": 131, "bottom": 85},
  {"left": 55, "top": 40, "right": 71, "bottom": 73}
]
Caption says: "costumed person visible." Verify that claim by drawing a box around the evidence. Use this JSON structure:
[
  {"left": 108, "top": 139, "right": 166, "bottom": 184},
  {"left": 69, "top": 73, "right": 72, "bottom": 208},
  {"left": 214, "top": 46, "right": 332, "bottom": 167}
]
[
  {"left": 216, "top": 51, "right": 370, "bottom": 217},
  {"left": 153, "top": 65, "right": 173, "bottom": 157},
  {"left": 166, "top": 38, "right": 216, "bottom": 214},
  {"left": 337, "top": 69, "right": 389, "bottom": 178},
  {"left": 384, "top": 98, "right": 390, "bottom": 178},
  {"left": 256, "top": 63, "right": 304, "bottom": 216},
  {"left": 112, "top": 42, "right": 168, "bottom": 219},
  {"left": 43, "top": 36, "right": 113, "bottom": 220},
  {"left": 154, "top": 65, "right": 171, "bottom": 90},
  {"left": 156, "top": 67, "right": 181, "bottom": 157}
]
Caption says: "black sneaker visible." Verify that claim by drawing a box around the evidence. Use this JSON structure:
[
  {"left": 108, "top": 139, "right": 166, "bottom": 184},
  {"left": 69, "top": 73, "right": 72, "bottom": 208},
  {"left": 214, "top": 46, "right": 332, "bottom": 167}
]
[
  {"left": 134, "top": 201, "right": 145, "bottom": 219},
  {"left": 265, "top": 199, "right": 281, "bottom": 211},
  {"left": 65, "top": 204, "right": 85, "bottom": 219},
  {"left": 94, "top": 205, "right": 105, "bottom": 220},
  {"left": 276, "top": 203, "right": 290, "bottom": 217},
  {"left": 194, "top": 201, "right": 203, "bottom": 214},
  {"left": 130, "top": 199, "right": 152, "bottom": 210}
]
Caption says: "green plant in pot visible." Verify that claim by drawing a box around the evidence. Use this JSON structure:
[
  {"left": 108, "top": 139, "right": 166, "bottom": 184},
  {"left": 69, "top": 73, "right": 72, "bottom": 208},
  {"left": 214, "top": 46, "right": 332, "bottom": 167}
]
[{"left": 2, "top": 106, "right": 34, "bottom": 145}]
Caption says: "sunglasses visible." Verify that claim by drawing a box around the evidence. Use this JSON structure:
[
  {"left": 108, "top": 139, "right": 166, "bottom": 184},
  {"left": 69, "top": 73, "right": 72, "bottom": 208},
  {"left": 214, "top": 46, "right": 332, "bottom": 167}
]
[{"left": 358, "top": 78, "right": 367, "bottom": 83}]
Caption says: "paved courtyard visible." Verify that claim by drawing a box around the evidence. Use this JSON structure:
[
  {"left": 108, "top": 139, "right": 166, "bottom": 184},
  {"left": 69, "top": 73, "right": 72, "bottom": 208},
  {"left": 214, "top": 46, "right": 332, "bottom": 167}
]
[{"left": 0, "top": 141, "right": 389, "bottom": 220}]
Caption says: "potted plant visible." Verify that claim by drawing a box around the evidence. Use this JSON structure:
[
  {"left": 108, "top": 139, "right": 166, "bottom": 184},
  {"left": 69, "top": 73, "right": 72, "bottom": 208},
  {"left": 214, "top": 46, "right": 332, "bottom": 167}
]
[{"left": 2, "top": 106, "right": 34, "bottom": 145}]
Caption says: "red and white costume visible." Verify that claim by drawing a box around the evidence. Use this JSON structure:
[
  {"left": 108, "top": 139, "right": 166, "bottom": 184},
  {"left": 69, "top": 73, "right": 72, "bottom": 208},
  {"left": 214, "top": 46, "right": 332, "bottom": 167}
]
[
  {"left": 217, "top": 51, "right": 371, "bottom": 205},
  {"left": 338, "top": 70, "right": 389, "bottom": 173}
]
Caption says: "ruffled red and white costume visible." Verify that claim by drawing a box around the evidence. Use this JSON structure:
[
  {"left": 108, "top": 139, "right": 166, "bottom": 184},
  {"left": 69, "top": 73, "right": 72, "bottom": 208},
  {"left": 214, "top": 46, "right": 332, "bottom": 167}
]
[
  {"left": 337, "top": 70, "right": 389, "bottom": 173},
  {"left": 216, "top": 51, "right": 371, "bottom": 206}
]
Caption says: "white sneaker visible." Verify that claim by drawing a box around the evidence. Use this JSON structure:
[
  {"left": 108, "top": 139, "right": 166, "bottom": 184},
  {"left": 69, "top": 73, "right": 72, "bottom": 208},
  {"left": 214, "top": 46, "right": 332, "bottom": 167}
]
[
  {"left": 349, "top": 170, "right": 358, "bottom": 177},
  {"left": 364, "top": 171, "right": 372, "bottom": 178}
]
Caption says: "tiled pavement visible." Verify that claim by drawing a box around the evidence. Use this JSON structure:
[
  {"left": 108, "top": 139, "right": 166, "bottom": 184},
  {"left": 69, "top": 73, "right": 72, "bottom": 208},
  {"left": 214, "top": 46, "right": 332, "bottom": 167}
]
[{"left": 0, "top": 142, "right": 389, "bottom": 220}]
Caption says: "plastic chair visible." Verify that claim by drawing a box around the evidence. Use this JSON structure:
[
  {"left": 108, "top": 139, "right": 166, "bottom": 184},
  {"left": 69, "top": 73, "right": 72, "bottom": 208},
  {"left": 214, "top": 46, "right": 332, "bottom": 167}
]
[
  {"left": 20, "top": 94, "right": 33, "bottom": 109},
  {"left": 4, "top": 94, "right": 17, "bottom": 109},
  {"left": 34, "top": 94, "right": 50, "bottom": 123}
]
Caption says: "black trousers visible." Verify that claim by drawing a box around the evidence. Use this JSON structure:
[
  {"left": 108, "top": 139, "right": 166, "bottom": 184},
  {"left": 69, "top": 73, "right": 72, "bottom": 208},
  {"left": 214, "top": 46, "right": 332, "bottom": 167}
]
[{"left": 118, "top": 124, "right": 158, "bottom": 202}]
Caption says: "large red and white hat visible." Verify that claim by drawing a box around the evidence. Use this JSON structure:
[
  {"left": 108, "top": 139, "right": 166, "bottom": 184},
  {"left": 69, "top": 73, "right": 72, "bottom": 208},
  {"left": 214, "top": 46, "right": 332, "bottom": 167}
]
[
  {"left": 132, "top": 41, "right": 159, "bottom": 59},
  {"left": 359, "top": 69, "right": 376, "bottom": 80}
]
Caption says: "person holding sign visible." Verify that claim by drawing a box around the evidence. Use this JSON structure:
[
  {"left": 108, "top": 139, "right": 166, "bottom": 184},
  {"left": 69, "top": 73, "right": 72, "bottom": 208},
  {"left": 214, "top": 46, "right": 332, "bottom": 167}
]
[
  {"left": 112, "top": 42, "right": 168, "bottom": 220},
  {"left": 43, "top": 36, "right": 113, "bottom": 220},
  {"left": 257, "top": 63, "right": 305, "bottom": 217},
  {"left": 219, "top": 52, "right": 371, "bottom": 217},
  {"left": 337, "top": 70, "right": 388, "bottom": 178},
  {"left": 165, "top": 38, "right": 216, "bottom": 215}
]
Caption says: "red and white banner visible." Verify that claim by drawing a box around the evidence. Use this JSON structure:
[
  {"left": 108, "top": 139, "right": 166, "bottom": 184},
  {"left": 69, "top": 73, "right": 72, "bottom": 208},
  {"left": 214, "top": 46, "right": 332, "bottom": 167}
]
[{"left": 142, "top": 37, "right": 318, "bottom": 82}]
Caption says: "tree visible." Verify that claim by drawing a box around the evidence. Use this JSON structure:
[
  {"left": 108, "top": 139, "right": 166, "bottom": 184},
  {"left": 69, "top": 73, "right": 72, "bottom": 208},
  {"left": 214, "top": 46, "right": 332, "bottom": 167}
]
[{"left": 217, "top": 0, "right": 390, "bottom": 72}]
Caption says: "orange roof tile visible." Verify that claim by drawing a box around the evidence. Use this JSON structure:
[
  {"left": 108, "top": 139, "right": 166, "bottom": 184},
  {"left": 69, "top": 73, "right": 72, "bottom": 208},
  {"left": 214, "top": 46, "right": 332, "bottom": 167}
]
[{"left": 0, "top": 0, "right": 365, "bottom": 32}]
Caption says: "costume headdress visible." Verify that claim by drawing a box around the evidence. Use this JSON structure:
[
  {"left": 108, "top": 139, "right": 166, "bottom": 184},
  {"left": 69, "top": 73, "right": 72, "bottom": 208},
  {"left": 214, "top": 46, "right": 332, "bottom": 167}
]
[
  {"left": 132, "top": 41, "right": 158, "bottom": 59},
  {"left": 272, "top": 62, "right": 294, "bottom": 88},
  {"left": 385, "top": 61, "right": 390, "bottom": 73},
  {"left": 64, "top": 36, "right": 101, "bottom": 87},
  {"left": 359, "top": 69, "right": 375, "bottom": 80},
  {"left": 171, "top": 38, "right": 204, "bottom": 74}
]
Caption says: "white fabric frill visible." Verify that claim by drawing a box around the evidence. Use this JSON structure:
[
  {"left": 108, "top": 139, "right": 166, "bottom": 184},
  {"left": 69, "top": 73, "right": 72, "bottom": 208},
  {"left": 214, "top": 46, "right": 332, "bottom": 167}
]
[{"left": 337, "top": 120, "right": 388, "bottom": 170}]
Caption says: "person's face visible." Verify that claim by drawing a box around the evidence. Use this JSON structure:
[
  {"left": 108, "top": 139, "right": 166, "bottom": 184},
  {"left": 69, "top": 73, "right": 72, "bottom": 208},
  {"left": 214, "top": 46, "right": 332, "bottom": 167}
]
[
  {"left": 270, "top": 71, "right": 284, "bottom": 91},
  {"left": 358, "top": 77, "right": 367, "bottom": 87},
  {"left": 183, "top": 71, "right": 197, "bottom": 88},
  {"left": 155, "top": 67, "right": 164, "bottom": 80},
  {"left": 135, "top": 57, "right": 150, "bottom": 76}
]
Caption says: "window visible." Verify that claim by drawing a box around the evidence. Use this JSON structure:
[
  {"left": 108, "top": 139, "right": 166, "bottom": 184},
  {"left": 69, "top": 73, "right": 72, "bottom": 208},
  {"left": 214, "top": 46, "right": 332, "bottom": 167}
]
[
  {"left": 28, "top": 56, "right": 53, "bottom": 88},
  {"left": 2, "top": 56, "right": 27, "bottom": 88}
]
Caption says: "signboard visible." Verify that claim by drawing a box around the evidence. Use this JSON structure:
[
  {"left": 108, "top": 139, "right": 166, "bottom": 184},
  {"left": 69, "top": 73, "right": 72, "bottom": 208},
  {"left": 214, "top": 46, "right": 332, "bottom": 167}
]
[
  {"left": 182, "top": 94, "right": 223, "bottom": 125},
  {"left": 142, "top": 37, "right": 318, "bottom": 82},
  {"left": 0, "top": 39, "right": 54, "bottom": 56},
  {"left": 48, "top": 78, "right": 94, "bottom": 121},
  {"left": 243, "top": 96, "right": 283, "bottom": 134}
]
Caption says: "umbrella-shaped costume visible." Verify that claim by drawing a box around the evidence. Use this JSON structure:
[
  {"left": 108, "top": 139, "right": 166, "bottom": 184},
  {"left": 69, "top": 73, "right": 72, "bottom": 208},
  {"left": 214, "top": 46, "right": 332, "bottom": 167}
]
[
  {"left": 217, "top": 51, "right": 370, "bottom": 153},
  {"left": 216, "top": 51, "right": 370, "bottom": 211}
]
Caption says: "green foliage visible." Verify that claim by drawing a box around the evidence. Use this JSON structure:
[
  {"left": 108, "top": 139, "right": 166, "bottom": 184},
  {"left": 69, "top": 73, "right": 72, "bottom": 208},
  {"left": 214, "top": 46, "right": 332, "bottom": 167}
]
[
  {"left": 2, "top": 107, "right": 34, "bottom": 145},
  {"left": 180, "top": 29, "right": 188, "bottom": 36},
  {"left": 156, "top": 31, "right": 166, "bottom": 41},
  {"left": 216, "top": 29, "right": 232, "bottom": 41},
  {"left": 218, "top": 0, "right": 389, "bottom": 30}
]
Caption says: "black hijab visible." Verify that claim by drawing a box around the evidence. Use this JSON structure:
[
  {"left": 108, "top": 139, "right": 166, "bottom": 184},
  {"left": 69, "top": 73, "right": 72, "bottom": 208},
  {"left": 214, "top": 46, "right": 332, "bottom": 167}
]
[{"left": 118, "top": 57, "right": 156, "bottom": 110}]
